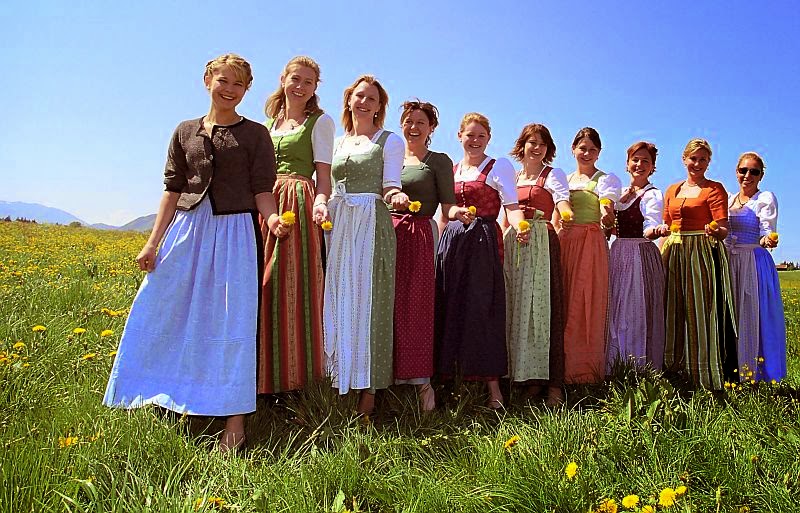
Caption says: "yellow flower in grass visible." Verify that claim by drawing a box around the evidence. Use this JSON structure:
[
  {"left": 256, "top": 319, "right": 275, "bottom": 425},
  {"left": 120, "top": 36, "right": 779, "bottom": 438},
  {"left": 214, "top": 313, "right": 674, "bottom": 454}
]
[
  {"left": 408, "top": 201, "right": 422, "bottom": 213},
  {"left": 100, "top": 329, "right": 114, "bottom": 337},
  {"left": 597, "top": 498, "right": 617, "bottom": 513},
  {"left": 194, "top": 497, "right": 225, "bottom": 510},
  {"left": 468, "top": 206, "right": 477, "bottom": 215},
  {"left": 659, "top": 487, "right": 677, "bottom": 507},
  {"left": 565, "top": 461, "right": 578, "bottom": 480},
  {"left": 768, "top": 232, "right": 779, "bottom": 242},
  {"left": 641, "top": 506, "right": 655, "bottom": 513},
  {"left": 32, "top": 325, "right": 47, "bottom": 332},
  {"left": 107, "top": 350, "right": 117, "bottom": 357},
  {"left": 621, "top": 495, "right": 639, "bottom": 509},
  {"left": 73, "top": 327, "right": 86, "bottom": 335},
  {"left": 321, "top": 220, "right": 333, "bottom": 231},
  {"left": 708, "top": 220, "right": 719, "bottom": 230},
  {"left": 518, "top": 220, "right": 530, "bottom": 232},
  {"left": 280, "top": 211, "right": 296, "bottom": 226},
  {"left": 675, "top": 485, "right": 687, "bottom": 496},
  {"left": 13, "top": 342, "right": 25, "bottom": 350},
  {"left": 58, "top": 435, "right": 79, "bottom": 448},
  {"left": 81, "top": 353, "right": 97, "bottom": 361},
  {"left": 503, "top": 435, "right": 521, "bottom": 450},
  {"left": 771, "top": 379, "right": 778, "bottom": 385}
]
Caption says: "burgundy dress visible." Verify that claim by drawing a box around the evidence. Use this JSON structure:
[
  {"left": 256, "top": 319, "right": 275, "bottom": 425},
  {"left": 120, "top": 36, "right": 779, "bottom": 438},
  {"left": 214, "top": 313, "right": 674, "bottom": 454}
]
[{"left": 435, "top": 160, "right": 507, "bottom": 378}]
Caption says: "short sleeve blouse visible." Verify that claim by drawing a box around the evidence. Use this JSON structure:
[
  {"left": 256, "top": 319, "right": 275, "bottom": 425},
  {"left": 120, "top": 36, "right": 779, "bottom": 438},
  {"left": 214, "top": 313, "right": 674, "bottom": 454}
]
[
  {"left": 268, "top": 113, "right": 335, "bottom": 164},
  {"left": 729, "top": 190, "right": 778, "bottom": 235},
  {"left": 455, "top": 156, "right": 518, "bottom": 205},
  {"left": 617, "top": 185, "right": 664, "bottom": 231}
]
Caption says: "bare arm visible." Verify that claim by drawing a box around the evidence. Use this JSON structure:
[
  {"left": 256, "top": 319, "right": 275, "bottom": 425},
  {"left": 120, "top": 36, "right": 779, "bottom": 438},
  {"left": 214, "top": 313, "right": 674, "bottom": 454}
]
[
  {"left": 136, "top": 191, "right": 180, "bottom": 272},
  {"left": 504, "top": 204, "right": 530, "bottom": 244},
  {"left": 255, "top": 191, "right": 289, "bottom": 238},
  {"left": 312, "top": 162, "right": 332, "bottom": 225}
]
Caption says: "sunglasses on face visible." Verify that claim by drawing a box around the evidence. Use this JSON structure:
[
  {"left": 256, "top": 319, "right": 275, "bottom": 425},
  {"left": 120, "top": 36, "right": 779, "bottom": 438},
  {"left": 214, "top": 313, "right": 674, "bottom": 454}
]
[{"left": 737, "top": 167, "right": 762, "bottom": 176}]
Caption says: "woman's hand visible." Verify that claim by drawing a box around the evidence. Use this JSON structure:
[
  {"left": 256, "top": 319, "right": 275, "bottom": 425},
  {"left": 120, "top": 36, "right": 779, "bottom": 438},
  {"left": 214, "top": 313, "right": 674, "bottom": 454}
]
[
  {"left": 136, "top": 243, "right": 158, "bottom": 272},
  {"left": 391, "top": 191, "right": 410, "bottom": 211},
  {"left": 453, "top": 206, "right": 475, "bottom": 225},
  {"left": 268, "top": 214, "right": 290, "bottom": 238},
  {"left": 312, "top": 202, "right": 330, "bottom": 225},
  {"left": 516, "top": 227, "right": 531, "bottom": 245},
  {"left": 761, "top": 234, "right": 778, "bottom": 248},
  {"left": 654, "top": 223, "right": 671, "bottom": 238},
  {"left": 704, "top": 220, "right": 727, "bottom": 241}
]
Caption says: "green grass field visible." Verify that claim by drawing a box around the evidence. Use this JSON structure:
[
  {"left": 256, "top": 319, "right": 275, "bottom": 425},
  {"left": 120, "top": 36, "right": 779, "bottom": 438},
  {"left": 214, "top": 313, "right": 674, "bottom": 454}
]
[{"left": 2, "top": 222, "right": 799, "bottom": 512}]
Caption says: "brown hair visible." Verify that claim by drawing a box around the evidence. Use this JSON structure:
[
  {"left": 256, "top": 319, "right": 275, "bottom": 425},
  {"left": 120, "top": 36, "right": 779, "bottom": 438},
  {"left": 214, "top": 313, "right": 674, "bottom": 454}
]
[
  {"left": 264, "top": 56, "right": 323, "bottom": 119},
  {"left": 459, "top": 112, "right": 491, "bottom": 136},
  {"left": 682, "top": 138, "right": 713, "bottom": 159},
  {"left": 626, "top": 141, "right": 658, "bottom": 172},
  {"left": 341, "top": 75, "right": 389, "bottom": 133},
  {"left": 204, "top": 54, "right": 253, "bottom": 90},
  {"left": 571, "top": 126, "right": 602, "bottom": 150},
  {"left": 736, "top": 151, "right": 766, "bottom": 172},
  {"left": 400, "top": 99, "right": 440, "bottom": 147},
  {"left": 510, "top": 123, "right": 556, "bottom": 164}
]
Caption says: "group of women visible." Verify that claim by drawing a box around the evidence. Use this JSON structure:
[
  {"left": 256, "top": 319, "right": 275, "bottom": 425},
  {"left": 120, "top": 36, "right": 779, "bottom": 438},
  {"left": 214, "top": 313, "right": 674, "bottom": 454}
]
[{"left": 102, "top": 54, "right": 787, "bottom": 452}]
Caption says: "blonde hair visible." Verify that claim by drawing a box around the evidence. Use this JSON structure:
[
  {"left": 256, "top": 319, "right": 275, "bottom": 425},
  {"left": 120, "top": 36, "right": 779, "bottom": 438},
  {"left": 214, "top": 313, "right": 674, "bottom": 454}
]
[
  {"left": 682, "top": 138, "right": 713, "bottom": 159},
  {"left": 459, "top": 112, "right": 491, "bottom": 136},
  {"left": 204, "top": 54, "right": 253, "bottom": 90},
  {"left": 341, "top": 75, "right": 389, "bottom": 133},
  {"left": 736, "top": 151, "right": 766, "bottom": 172},
  {"left": 264, "top": 56, "right": 323, "bottom": 119}
]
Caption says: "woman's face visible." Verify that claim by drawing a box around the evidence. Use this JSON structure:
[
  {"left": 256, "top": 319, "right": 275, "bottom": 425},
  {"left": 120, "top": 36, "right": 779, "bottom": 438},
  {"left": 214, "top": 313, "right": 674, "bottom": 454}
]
[
  {"left": 281, "top": 65, "right": 317, "bottom": 107},
  {"left": 458, "top": 121, "right": 490, "bottom": 157},
  {"left": 348, "top": 81, "right": 381, "bottom": 124},
  {"left": 627, "top": 148, "right": 654, "bottom": 181},
  {"left": 683, "top": 148, "right": 711, "bottom": 180},
  {"left": 401, "top": 109, "right": 432, "bottom": 146},
  {"left": 737, "top": 156, "right": 764, "bottom": 191},
  {"left": 572, "top": 137, "right": 600, "bottom": 168},
  {"left": 204, "top": 65, "right": 246, "bottom": 111},
  {"left": 523, "top": 132, "right": 548, "bottom": 167}
]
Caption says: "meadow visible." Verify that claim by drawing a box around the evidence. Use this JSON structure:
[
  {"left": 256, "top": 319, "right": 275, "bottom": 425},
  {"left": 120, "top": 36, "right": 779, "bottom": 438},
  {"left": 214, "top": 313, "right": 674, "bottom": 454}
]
[{"left": 1, "top": 221, "right": 799, "bottom": 513}]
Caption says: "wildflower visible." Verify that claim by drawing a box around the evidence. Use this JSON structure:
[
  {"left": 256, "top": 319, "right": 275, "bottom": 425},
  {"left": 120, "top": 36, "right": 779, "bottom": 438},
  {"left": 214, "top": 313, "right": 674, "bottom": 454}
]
[
  {"left": 597, "top": 498, "right": 618, "bottom": 513},
  {"left": 641, "top": 506, "right": 655, "bottom": 513},
  {"left": 280, "top": 211, "right": 296, "bottom": 226},
  {"left": 560, "top": 211, "right": 572, "bottom": 222},
  {"left": 194, "top": 497, "right": 225, "bottom": 510},
  {"left": 503, "top": 435, "right": 521, "bottom": 451},
  {"left": 58, "top": 436, "right": 79, "bottom": 448},
  {"left": 768, "top": 232, "right": 778, "bottom": 242},
  {"left": 100, "top": 329, "right": 114, "bottom": 337},
  {"left": 670, "top": 223, "right": 680, "bottom": 233},
  {"left": 740, "top": 506, "right": 751, "bottom": 513},
  {"left": 565, "top": 461, "right": 578, "bottom": 480},
  {"left": 709, "top": 220, "right": 719, "bottom": 230},
  {"left": 468, "top": 206, "right": 477, "bottom": 215},
  {"left": 107, "top": 350, "right": 117, "bottom": 357},
  {"left": 13, "top": 342, "right": 25, "bottom": 350},
  {"left": 771, "top": 379, "right": 778, "bottom": 385},
  {"left": 750, "top": 455, "right": 759, "bottom": 464},
  {"left": 518, "top": 220, "right": 530, "bottom": 233},
  {"left": 73, "top": 327, "right": 86, "bottom": 334},
  {"left": 408, "top": 201, "right": 422, "bottom": 213},
  {"left": 81, "top": 353, "right": 97, "bottom": 360},
  {"left": 757, "top": 356, "right": 765, "bottom": 364},
  {"left": 621, "top": 495, "right": 639, "bottom": 509},
  {"left": 675, "top": 485, "right": 687, "bottom": 496},
  {"left": 32, "top": 325, "right": 47, "bottom": 332},
  {"left": 658, "top": 488, "right": 677, "bottom": 507},
  {"left": 321, "top": 220, "right": 333, "bottom": 231},
  {"left": 22, "top": 362, "right": 30, "bottom": 367},
  {"left": 724, "top": 382, "right": 731, "bottom": 389}
]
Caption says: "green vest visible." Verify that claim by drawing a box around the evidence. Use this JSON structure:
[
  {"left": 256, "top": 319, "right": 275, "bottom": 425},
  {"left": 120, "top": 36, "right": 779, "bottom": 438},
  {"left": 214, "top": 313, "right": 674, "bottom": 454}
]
[
  {"left": 267, "top": 112, "right": 322, "bottom": 177},
  {"left": 570, "top": 171, "right": 605, "bottom": 225}
]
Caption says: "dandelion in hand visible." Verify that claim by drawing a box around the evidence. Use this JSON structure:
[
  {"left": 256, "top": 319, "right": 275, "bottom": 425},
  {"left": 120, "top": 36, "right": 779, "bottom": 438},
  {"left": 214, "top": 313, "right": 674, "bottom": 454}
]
[
  {"left": 565, "top": 461, "right": 578, "bottom": 480},
  {"left": 518, "top": 220, "right": 530, "bottom": 233},
  {"left": 599, "top": 198, "right": 612, "bottom": 206},
  {"left": 408, "top": 201, "right": 422, "bottom": 213},
  {"left": 670, "top": 223, "right": 680, "bottom": 233},
  {"left": 321, "top": 220, "right": 333, "bottom": 231},
  {"left": 560, "top": 211, "right": 572, "bottom": 222},
  {"left": 468, "top": 206, "right": 477, "bottom": 215},
  {"left": 280, "top": 211, "right": 296, "bottom": 226},
  {"left": 708, "top": 220, "right": 719, "bottom": 230},
  {"left": 768, "top": 232, "right": 778, "bottom": 242}
]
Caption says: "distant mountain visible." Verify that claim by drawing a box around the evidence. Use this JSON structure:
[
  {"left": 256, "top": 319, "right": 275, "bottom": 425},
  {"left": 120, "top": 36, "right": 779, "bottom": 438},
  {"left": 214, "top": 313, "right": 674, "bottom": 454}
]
[
  {"left": 90, "top": 223, "right": 118, "bottom": 230},
  {"left": 0, "top": 200, "right": 85, "bottom": 225},
  {"left": 118, "top": 214, "right": 156, "bottom": 232}
]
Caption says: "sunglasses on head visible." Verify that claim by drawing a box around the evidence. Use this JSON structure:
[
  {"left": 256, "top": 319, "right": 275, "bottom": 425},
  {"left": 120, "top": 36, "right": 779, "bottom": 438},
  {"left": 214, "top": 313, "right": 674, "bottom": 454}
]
[{"left": 737, "top": 167, "right": 762, "bottom": 176}]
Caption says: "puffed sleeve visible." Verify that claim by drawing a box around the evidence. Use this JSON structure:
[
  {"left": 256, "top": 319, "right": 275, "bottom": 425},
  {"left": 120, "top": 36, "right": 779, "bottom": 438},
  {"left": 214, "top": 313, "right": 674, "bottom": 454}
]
[
  {"left": 640, "top": 187, "right": 664, "bottom": 231},
  {"left": 707, "top": 182, "right": 728, "bottom": 222},
  {"left": 432, "top": 152, "right": 457, "bottom": 205},
  {"left": 163, "top": 125, "right": 189, "bottom": 193},
  {"left": 488, "top": 158, "right": 519, "bottom": 205},
  {"left": 381, "top": 131, "right": 404, "bottom": 188},
  {"left": 544, "top": 167, "right": 570, "bottom": 203},
  {"left": 596, "top": 172, "right": 622, "bottom": 202},
  {"left": 311, "top": 113, "right": 335, "bottom": 164},
  {"left": 754, "top": 191, "right": 778, "bottom": 235},
  {"left": 250, "top": 123, "right": 277, "bottom": 194}
]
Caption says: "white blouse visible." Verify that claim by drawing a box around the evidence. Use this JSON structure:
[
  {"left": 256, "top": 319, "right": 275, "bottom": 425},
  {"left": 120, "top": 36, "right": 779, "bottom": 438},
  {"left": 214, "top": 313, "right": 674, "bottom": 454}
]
[
  {"left": 517, "top": 166, "right": 570, "bottom": 204},
  {"left": 267, "top": 113, "right": 336, "bottom": 164},
  {"left": 568, "top": 171, "right": 622, "bottom": 202},
  {"left": 728, "top": 190, "right": 778, "bottom": 235},
  {"left": 333, "top": 129, "right": 404, "bottom": 189},
  {"left": 616, "top": 185, "right": 664, "bottom": 231},
  {"left": 454, "top": 156, "right": 518, "bottom": 205}
]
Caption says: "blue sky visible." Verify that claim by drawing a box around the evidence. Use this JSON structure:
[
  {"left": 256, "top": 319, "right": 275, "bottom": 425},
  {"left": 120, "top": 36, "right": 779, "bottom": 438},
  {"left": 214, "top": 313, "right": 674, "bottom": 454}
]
[{"left": 2, "top": 1, "right": 798, "bottom": 261}]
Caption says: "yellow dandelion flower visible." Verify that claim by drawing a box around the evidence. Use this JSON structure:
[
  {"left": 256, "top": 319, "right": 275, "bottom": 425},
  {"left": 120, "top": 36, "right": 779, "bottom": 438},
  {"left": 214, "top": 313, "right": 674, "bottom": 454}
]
[
  {"left": 13, "top": 341, "right": 25, "bottom": 350},
  {"left": 641, "top": 506, "right": 655, "bottom": 513},
  {"left": 321, "top": 220, "right": 333, "bottom": 231},
  {"left": 518, "top": 220, "right": 530, "bottom": 232},
  {"left": 565, "top": 461, "right": 578, "bottom": 480},
  {"left": 503, "top": 435, "right": 521, "bottom": 450},
  {"left": 709, "top": 220, "right": 719, "bottom": 230},
  {"left": 750, "top": 454, "right": 759, "bottom": 464},
  {"left": 22, "top": 362, "right": 30, "bottom": 368},
  {"left": 768, "top": 232, "right": 778, "bottom": 242},
  {"left": 675, "top": 485, "right": 687, "bottom": 496},
  {"left": 621, "top": 495, "right": 639, "bottom": 508},
  {"left": 598, "top": 498, "right": 618, "bottom": 513},
  {"left": 58, "top": 436, "right": 79, "bottom": 448},
  {"left": 107, "top": 350, "right": 117, "bottom": 357},
  {"left": 408, "top": 201, "right": 422, "bottom": 213},
  {"left": 670, "top": 223, "right": 680, "bottom": 233},
  {"left": 81, "top": 353, "right": 97, "bottom": 361},
  {"left": 468, "top": 206, "right": 477, "bottom": 215},
  {"left": 658, "top": 488, "right": 677, "bottom": 507},
  {"left": 757, "top": 356, "right": 765, "bottom": 364},
  {"left": 32, "top": 325, "right": 47, "bottom": 332},
  {"left": 100, "top": 329, "right": 114, "bottom": 337},
  {"left": 73, "top": 327, "right": 86, "bottom": 334},
  {"left": 771, "top": 379, "right": 777, "bottom": 385},
  {"left": 280, "top": 211, "right": 296, "bottom": 226},
  {"left": 560, "top": 211, "right": 572, "bottom": 222},
  {"left": 724, "top": 382, "right": 731, "bottom": 389},
  {"left": 599, "top": 198, "right": 612, "bottom": 206}
]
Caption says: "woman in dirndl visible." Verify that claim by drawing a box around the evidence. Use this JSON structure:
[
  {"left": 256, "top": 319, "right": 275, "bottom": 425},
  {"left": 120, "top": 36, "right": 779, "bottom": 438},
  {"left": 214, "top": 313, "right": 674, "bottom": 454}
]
[
  {"left": 606, "top": 141, "right": 665, "bottom": 372},
  {"left": 725, "top": 151, "right": 786, "bottom": 382},
  {"left": 436, "top": 112, "right": 530, "bottom": 409},
  {"left": 502, "top": 123, "right": 572, "bottom": 405},
  {"left": 654, "top": 138, "right": 738, "bottom": 389}
]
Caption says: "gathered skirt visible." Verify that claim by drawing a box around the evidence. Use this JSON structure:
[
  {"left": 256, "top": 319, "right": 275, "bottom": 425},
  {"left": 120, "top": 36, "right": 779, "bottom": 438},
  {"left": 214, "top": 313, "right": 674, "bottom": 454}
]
[
  {"left": 436, "top": 219, "right": 507, "bottom": 378},
  {"left": 503, "top": 222, "right": 565, "bottom": 384},
  {"left": 607, "top": 237, "right": 665, "bottom": 372},
  {"left": 662, "top": 233, "right": 738, "bottom": 390},
  {"left": 103, "top": 197, "right": 258, "bottom": 416},
  {"left": 258, "top": 175, "right": 325, "bottom": 394}
]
